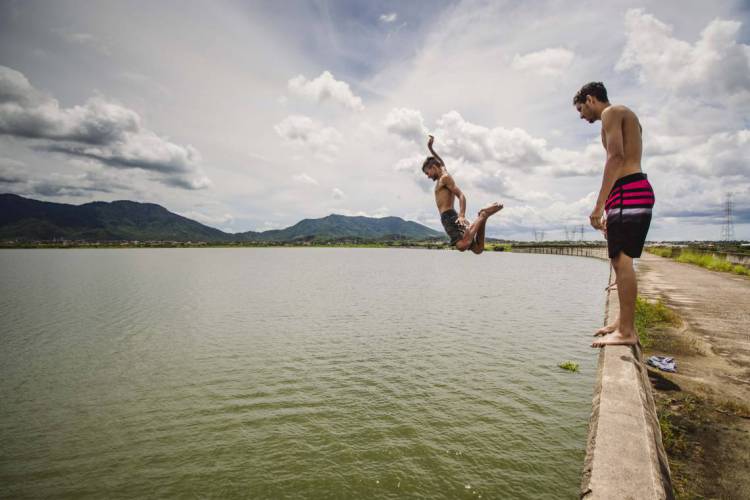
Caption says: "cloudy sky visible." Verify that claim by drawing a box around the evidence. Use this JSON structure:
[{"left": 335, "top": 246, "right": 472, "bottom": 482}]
[{"left": 1, "top": 0, "right": 748, "bottom": 240}]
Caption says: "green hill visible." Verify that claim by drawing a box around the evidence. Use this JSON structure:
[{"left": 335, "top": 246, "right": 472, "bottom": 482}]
[
  {"left": 237, "top": 214, "right": 441, "bottom": 241},
  {"left": 0, "top": 194, "right": 442, "bottom": 243},
  {"left": 0, "top": 194, "right": 231, "bottom": 242}
]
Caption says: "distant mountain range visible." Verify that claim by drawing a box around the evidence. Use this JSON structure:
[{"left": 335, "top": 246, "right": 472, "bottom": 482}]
[{"left": 0, "top": 194, "right": 443, "bottom": 243}]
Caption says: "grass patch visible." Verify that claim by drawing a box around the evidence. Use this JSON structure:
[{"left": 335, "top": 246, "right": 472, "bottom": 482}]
[
  {"left": 558, "top": 361, "right": 579, "bottom": 372},
  {"left": 675, "top": 249, "right": 750, "bottom": 276},
  {"left": 716, "top": 398, "right": 750, "bottom": 418},
  {"left": 647, "top": 246, "right": 674, "bottom": 258},
  {"left": 647, "top": 246, "right": 750, "bottom": 276},
  {"left": 489, "top": 243, "right": 512, "bottom": 252},
  {"left": 654, "top": 390, "right": 750, "bottom": 499},
  {"left": 635, "top": 296, "right": 680, "bottom": 348},
  {"left": 654, "top": 393, "right": 708, "bottom": 499}
]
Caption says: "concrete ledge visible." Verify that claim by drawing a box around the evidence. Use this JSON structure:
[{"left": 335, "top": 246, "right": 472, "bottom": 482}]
[{"left": 580, "top": 277, "right": 674, "bottom": 499}]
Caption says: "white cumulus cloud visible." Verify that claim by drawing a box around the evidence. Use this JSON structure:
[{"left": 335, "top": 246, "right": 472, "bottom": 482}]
[
  {"left": 274, "top": 114, "right": 343, "bottom": 161},
  {"left": 384, "top": 108, "right": 428, "bottom": 144},
  {"left": 434, "top": 110, "right": 547, "bottom": 168},
  {"left": 647, "top": 129, "right": 750, "bottom": 177},
  {"left": 616, "top": 9, "right": 750, "bottom": 100},
  {"left": 393, "top": 154, "right": 424, "bottom": 173},
  {"left": 391, "top": 111, "right": 602, "bottom": 203},
  {"left": 0, "top": 65, "right": 210, "bottom": 190},
  {"left": 288, "top": 71, "right": 364, "bottom": 111}
]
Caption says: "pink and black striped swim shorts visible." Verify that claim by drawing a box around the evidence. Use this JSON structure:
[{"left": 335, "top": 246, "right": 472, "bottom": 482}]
[{"left": 605, "top": 172, "right": 654, "bottom": 259}]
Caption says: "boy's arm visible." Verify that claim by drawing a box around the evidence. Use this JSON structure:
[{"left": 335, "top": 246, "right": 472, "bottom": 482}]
[
  {"left": 443, "top": 175, "right": 468, "bottom": 225},
  {"left": 427, "top": 135, "right": 445, "bottom": 166},
  {"left": 590, "top": 108, "right": 625, "bottom": 230}
]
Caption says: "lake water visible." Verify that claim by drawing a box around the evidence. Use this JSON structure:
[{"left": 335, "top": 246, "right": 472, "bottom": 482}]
[{"left": 0, "top": 248, "right": 609, "bottom": 499}]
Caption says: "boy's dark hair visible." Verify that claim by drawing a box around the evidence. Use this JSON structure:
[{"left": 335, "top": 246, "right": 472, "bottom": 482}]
[
  {"left": 422, "top": 157, "right": 442, "bottom": 171},
  {"left": 573, "top": 82, "right": 609, "bottom": 105}
]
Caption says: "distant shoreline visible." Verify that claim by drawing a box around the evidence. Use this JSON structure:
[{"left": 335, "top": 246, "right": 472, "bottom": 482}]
[
  {"left": 0, "top": 241, "right": 480, "bottom": 250},
  {"left": 4, "top": 242, "right": 746, "bottom": 256},
  {"left": 0, "top": 240, "right": 450, "bottom": 249},
  {"left": 0, "top": 241, "right": 612, "bottom": 251}
]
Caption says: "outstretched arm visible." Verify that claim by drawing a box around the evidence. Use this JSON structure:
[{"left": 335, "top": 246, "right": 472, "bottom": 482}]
[
  {"left": 591, "top": 109, "right": 624, "bottom": 230},
  {"left": 427, "top": 135, "right": 445, "bottom": 166}
]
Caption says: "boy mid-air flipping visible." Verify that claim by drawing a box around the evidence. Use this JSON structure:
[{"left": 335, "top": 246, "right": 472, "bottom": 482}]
[{"left": 422, "top": 135, "right": 503, "bottom": 253}]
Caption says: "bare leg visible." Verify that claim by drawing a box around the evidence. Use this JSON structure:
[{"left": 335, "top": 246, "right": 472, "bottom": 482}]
[
  {"left": 470, "top": 216, "right": 488, "bottom": 254},
  {"left": 455, "top": 214, "right": 487, "bottom": 252},
  {"left": 594, "top": 266, "right": 620, "bottom": 336},
  {"left": 455, "top": 202, "right": 502, "bottom": 253},
  {"left": 592, "top": 252, "right": 638, "bottom": 347}
]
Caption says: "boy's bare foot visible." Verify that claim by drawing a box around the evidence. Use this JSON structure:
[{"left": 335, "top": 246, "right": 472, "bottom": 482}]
[
  {"left": 593, "top": 324, "right": 617, "bottom": 337},
  {"left": 592, "top": 330, "right": 638, "bottom": 348},
  {"left": 479, "top": 202, "right": 503, "bottom": 217}
]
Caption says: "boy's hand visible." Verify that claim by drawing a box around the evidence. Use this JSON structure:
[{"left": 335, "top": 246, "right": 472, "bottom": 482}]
[{"left": 589, "top": 209, "right": 605, "bottom": 230}]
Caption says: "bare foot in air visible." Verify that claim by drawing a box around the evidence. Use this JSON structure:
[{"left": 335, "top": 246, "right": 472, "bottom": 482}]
[
  {"left": 591, "top": 330, "right": 638, "bottom": 348},
  {"left": 479, "top": 202, "right": 504, "bottom": 218}
]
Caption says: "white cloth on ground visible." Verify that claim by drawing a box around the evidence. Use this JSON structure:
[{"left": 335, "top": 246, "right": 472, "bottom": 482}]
[{"left": 647, "top": 356, "right": 677, "bottom": 373}]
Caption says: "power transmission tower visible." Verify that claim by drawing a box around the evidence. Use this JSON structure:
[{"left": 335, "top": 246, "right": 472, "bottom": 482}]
[
  {"left": 579, "top": 225, "right": 585, "bottom": 241},
  {"left": 720, "top": 193, "right": 735, "bottom": 241}
]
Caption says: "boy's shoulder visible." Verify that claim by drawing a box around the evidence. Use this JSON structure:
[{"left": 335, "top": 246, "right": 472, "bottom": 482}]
[{"left": 437, "top": 173, "right": 453, "bottom": 189}]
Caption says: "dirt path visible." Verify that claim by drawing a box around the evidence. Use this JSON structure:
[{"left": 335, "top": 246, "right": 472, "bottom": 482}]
[{"left": 637, "top": 252, "right": 750, "bottom": 497}]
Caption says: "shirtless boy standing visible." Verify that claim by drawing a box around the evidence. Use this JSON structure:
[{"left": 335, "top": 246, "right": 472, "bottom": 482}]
[
  {"left": 422, "top": 135, "right": 503, "bottom": 253},
  {"left": 573, "top": 82, "right": 655, "bottom": 347}
]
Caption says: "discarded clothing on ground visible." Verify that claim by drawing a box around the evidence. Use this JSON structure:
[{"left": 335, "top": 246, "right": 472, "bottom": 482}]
[{"left": 647, "top": 356, "right": 677, "bottom": 373}]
